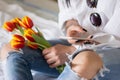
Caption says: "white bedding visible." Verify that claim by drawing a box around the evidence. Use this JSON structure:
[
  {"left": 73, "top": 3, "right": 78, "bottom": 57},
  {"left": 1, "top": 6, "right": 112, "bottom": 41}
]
[{"left": 0, "top": 0, "right": 63, "bottom": 80}]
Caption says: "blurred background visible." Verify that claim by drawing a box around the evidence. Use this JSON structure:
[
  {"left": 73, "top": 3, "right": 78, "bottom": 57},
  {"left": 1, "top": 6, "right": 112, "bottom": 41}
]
[{"left": 3, "top": 0, "right": 59, "bottom": 21}]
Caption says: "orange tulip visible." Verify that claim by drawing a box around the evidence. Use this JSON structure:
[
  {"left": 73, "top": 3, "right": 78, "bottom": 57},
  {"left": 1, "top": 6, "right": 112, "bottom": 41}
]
[
  {"left": 10, "top": 34, "right": 25, "bottom": 49},
  {"left": 24, "top": 29, "right": 36, "bottom": 42},
  {"left": 2, "top": 21, "right": 16, "bottom": 32},
  {"left": 18, "top": 16, "right": 33, "bottom": 29},
  {"left": 27, "top": 41, "right": 38, "bottom": 49}
]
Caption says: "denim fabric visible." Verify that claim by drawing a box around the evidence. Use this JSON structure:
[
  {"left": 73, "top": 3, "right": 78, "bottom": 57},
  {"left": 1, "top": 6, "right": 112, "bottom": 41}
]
[
  {"left": 3, "top": 39, "right": 120, "bottom": 80},
  {"left": 96, "top": 48, "right": 120, "bottom": 80},
  {"left": 4, "top": 39, "right": 70, "bottom": 80},
  {"left": 57, "top": 63, "right": 81, "bottom": 80},
  {"left": 56, "top": 47, "right": 120, "bottom": 80}
]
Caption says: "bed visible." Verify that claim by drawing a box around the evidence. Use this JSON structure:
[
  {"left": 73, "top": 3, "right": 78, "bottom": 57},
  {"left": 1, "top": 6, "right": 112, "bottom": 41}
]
[{"left": 0, "top": 0, "right": 64, "bottom": 80}]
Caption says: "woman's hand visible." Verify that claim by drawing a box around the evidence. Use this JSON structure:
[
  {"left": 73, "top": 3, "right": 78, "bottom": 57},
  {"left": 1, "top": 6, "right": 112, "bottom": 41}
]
[
  {"left": 66, "top": 25, "right": 89, "bottom": 44},
  {"left": 42, "top": 44, "right": 76, "bottom": 68}
]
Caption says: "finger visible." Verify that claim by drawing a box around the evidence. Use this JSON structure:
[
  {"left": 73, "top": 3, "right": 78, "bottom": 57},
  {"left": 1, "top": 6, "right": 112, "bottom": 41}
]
[
  {"left": 47, "top": 58, "right": 56, "bottom": 65},
  {"left": 42, "top": 48, "right": 51, "bottom": 55},
  {"left": 44, "top": 52, "right": 54, "bottom": 60},
  {"left": 49, "top": 60, "right": 60, "bottom": 68}
]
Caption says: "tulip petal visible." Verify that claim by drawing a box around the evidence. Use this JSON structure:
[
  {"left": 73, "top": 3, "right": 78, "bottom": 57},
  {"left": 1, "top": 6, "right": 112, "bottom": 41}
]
[
  {"left": 22, "top": 16, "right": 33, "bottom": 29},
  {"left": 24, "top": 29, "right": 36, "bottom": 42},
  {"left": 12, "top": 34, "right": 25, "bottom": 42},
  {"left": 10, "top": 40, "right": 25, "bottom": 49},
  {"left": 3, "top": 21, "right": 16, "bottom": 32}
]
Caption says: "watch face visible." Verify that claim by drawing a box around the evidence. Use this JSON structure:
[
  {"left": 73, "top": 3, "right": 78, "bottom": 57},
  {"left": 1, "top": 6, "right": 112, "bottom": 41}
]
[{"left": 90, "top": 12, "right": 102, "bottom": 27}]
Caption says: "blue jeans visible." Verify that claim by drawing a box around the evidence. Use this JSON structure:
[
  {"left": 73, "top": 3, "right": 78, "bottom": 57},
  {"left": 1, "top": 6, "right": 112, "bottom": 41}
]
[
  {"left": 3, "top": 39, "right": 120, "bottom": 80},
  {"left": 4, "top": 39, "right": 70, "bottom": 80}
]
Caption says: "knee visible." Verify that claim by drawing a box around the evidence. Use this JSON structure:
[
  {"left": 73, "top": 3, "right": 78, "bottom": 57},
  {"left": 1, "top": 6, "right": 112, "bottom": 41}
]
[
  {"left": 0, "top": 43, "right": 20, "bottom": 61},
  {"left": 6, "top": 52, "right": 25, "bottom": 65},
  {"left": 71, "top": 50, "right": 103, "bottom": 79}
]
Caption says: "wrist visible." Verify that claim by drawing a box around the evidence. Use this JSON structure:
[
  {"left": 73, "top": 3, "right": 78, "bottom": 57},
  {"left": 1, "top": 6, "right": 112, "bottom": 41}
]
[{"left": 67, "top": 46, "right": 76, "bottom": 54}]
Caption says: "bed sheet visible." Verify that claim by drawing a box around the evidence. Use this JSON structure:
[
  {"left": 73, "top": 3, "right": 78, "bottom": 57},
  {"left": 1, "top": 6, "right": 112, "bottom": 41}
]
[{"left": 0, "top": 0, "right": 64, "bottom": 80}]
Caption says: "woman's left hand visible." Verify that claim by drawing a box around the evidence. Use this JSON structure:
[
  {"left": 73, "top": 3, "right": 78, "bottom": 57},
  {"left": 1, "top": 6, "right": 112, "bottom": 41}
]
[{"left": 42, "top": 44, "right": 76, "bottom": 68}]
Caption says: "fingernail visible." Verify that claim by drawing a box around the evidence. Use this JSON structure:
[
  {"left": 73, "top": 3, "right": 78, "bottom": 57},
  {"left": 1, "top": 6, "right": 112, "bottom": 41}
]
[{"left": 82, "top": 28, "right": 87, "bottom": 32}]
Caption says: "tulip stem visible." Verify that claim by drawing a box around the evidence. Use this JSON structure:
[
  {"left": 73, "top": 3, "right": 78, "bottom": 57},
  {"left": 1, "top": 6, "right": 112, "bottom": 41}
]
[
  {"left": 16, "top": 24, "right": 24, "bottom": 35},
  {"left": 26, "top": 41, "right": 48, "bottom": 50}
]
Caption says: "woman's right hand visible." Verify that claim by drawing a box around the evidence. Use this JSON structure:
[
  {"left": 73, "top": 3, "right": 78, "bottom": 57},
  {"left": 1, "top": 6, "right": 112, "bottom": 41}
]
[{"left": 66, "top": 25, "right": 88, "bottom": 44}]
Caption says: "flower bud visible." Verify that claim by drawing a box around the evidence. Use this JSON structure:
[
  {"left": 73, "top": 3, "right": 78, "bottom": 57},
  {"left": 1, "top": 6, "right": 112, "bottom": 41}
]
[
  {"left": 10, "top": 34, "right": 25, "bottom": 49},
  {"left": 2, "top": 21, "right": 16, "bottom": 32},
  {"left": 19, "top": 16, "right": 33, "bottom": 29},
  {"left": 24, "top": 29, "right": 36, "bottom": 42}
]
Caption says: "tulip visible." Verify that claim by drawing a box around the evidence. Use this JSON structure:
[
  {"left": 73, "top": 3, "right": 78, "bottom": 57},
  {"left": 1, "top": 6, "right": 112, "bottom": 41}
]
[
  {"left": 11, "top": 17, "right": 21, "bottom": 25},
  {"left": 24, "top": 29, "right": 36, "bottom": 42},
  {"left": 18, "top": 16, "right": 33, "bottom": 29},
  {"left": 11, "top": 17, "right": 21, "bottom": 27},
  {"left": 2, "top": 21, "right": 16, "bottom": 32},
  {"left": 27, "top": 41, "right": 38, "bottom": 49},
  {"left": 10, "top": 34, "right": 25, "bottom": 49},
  {"left": 12, "top": 34, "right": 25, "bottom": 42}
]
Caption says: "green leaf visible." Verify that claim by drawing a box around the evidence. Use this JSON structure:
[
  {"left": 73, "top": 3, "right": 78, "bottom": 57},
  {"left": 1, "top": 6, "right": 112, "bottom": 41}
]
[
  {"left": 16, "top": 24, "right": 24, "bottom": 35},
  {"left": 35, "top": 27, "right": 43, "bottom": 36},
  {"left": 32, "top": 34, "right": 51, "bottom": 48}
]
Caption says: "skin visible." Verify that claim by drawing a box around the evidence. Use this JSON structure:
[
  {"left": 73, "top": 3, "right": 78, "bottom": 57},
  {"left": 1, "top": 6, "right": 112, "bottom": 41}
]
[{"left": 71, "top": 50, "right": 103, "bottom": 79}]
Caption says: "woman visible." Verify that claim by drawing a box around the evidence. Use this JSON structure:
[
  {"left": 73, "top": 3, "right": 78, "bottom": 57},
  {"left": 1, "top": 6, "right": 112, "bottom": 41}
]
[
  {"left": 58, "top": 0, "right": 120, "bottom": 80},
  {"left": 1, "top": 0, "right": 120, "bottom": 80}
]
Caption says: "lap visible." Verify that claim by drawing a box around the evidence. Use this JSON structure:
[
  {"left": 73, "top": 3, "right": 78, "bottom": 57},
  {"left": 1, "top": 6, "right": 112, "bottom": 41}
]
[{"left": 6, "top": 39, "right": 69, "bottom": 77}]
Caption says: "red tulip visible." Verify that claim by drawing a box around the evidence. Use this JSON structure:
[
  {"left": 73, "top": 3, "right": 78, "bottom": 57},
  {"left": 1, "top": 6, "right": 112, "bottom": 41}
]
[
  {"left": 11, "top": 17, "right": 21, "bottom": 27},
  {"left": 2, "top": 21, "right": 16, "bottom": 32},
  {"left": 24, "top": 29, "right": 36, "bottom": 42},
  {"left": 18, "top": 16, "right": 33, "bottom": 29},
  {"left": 10, "top": 34, "right": 25, "bottom": 49},
  {"left": 11, "top": 17, "right": 20, "bottom": 24}
]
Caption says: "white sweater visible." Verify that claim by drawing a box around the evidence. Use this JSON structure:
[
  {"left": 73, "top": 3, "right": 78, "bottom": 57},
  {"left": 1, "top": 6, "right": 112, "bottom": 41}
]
[{"left": 58, "top": 0, "right": 120, "bottom": 48}]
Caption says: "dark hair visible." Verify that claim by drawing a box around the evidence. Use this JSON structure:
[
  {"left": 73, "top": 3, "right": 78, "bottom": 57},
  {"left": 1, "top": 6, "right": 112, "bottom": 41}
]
[{"left": 66, "top": 0, "right": 71, "bottom": 7}]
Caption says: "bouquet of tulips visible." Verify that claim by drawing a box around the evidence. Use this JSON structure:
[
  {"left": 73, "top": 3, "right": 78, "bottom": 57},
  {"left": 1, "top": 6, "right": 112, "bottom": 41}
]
[{"left": 2, "top": 16, "right": 64, "bottom": 73}]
